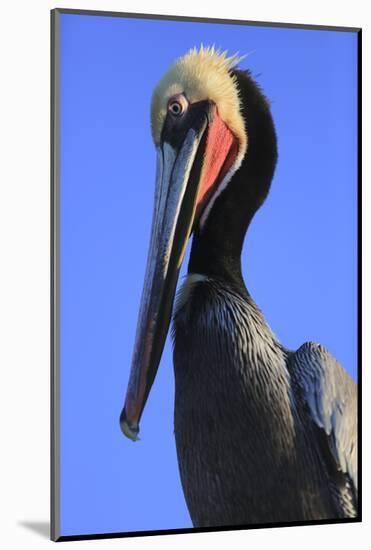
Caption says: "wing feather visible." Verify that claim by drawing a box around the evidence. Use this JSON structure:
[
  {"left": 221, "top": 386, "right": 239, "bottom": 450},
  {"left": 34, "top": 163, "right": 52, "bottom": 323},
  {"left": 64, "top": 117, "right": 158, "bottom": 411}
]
[{"left": 291, "top": 342, "right": 357, "bottom": 492}]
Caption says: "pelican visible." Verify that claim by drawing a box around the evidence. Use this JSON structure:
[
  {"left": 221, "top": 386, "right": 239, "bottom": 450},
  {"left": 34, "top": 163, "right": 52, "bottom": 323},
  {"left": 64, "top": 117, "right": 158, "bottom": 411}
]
[{"left": 120, "top": 46, "right": 357, "bottom": 526}]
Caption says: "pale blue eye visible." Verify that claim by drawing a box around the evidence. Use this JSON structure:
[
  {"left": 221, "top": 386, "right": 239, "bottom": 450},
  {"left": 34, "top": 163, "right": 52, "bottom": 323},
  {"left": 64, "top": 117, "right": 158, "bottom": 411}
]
[{"left": 169, "top": 101, "right": 183, "bottom": 116}]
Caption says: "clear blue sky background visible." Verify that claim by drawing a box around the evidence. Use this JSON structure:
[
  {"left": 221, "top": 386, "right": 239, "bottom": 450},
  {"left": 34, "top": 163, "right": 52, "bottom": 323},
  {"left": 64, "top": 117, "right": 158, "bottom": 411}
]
[{"left": 59, "top": 12, "right": 358, "bottom": 537}]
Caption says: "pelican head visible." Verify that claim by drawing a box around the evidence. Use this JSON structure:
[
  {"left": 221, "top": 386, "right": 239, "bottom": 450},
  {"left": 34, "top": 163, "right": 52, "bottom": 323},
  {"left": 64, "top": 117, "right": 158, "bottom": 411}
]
[{"left": 120, "top": 46, "right": 266, "bottom": 440}]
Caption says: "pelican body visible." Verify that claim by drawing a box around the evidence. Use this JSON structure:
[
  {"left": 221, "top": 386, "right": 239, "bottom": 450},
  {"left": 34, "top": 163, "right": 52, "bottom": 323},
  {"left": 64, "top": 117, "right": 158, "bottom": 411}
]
[{"left": 120, "top": 47, "right": 357, "bottom": 527}]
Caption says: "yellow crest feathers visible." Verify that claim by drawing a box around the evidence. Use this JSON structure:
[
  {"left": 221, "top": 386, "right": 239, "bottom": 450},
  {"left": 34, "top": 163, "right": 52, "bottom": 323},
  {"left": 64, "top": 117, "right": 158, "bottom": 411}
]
[{"left": 150, "top": 45, "right": 247, "bottom": 153}]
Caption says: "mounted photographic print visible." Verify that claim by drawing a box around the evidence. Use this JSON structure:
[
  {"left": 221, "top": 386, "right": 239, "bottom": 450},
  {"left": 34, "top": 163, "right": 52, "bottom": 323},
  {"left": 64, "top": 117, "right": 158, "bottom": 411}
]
[{"left": 51, "top": 8, "right": 361, "bottom": 542}]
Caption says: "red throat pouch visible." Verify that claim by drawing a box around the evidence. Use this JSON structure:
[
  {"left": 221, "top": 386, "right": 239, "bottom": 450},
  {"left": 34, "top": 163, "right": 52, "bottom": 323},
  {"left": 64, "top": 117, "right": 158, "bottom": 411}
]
[{"left": 196, "top": 107, "right": 239, "bottom": 220}]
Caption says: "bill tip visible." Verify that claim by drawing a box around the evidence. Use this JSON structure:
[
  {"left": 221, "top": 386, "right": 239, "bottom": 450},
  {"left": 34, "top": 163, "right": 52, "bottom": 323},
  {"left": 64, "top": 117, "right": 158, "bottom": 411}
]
[{"left": 120, "top": 409, "right": 140, "bottom": 442}]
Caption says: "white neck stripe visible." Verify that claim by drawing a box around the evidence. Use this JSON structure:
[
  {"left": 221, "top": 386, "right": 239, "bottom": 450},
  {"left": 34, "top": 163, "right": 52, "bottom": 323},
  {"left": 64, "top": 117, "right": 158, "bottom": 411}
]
[{"left": 198, "top": 148, "right": 245, "bottom": 230}]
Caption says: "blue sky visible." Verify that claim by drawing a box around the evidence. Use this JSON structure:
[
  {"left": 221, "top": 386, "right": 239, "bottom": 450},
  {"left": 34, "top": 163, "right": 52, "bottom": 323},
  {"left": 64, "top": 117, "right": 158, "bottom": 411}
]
[{"left": 59, "top": 12, "right": 358, "bottom": 537}]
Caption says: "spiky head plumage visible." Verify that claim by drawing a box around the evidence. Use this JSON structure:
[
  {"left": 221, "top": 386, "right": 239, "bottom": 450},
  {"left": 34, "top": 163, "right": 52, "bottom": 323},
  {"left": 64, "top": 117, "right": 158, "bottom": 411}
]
[{"left": 151, "top": 45, "right": 247, "bottom": 154}]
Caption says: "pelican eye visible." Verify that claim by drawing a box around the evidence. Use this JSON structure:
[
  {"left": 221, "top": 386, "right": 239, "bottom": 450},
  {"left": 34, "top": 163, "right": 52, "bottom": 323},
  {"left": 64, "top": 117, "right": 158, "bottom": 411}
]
[{"left": 168, "top": 97, "right": 187, "bottom": 117}]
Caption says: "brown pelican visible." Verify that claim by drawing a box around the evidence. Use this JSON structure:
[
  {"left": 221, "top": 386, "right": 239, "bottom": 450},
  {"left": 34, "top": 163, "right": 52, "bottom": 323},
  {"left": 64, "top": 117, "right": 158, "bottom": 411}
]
[{"left": 120, "top": 46, "right": 357, "bottom": 526}]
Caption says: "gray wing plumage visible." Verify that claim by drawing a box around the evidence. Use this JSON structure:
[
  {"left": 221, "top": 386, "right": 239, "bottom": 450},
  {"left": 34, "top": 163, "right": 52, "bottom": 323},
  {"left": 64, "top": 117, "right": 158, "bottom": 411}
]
[{"left": 291, "top": 342, "right": 358, "bottom": 495}]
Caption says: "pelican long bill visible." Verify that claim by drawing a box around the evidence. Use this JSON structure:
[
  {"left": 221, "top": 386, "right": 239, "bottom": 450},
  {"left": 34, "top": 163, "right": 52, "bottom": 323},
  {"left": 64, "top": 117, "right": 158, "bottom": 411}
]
[{"left": 120, "top": 114, "right": 208, "bottom": 440}]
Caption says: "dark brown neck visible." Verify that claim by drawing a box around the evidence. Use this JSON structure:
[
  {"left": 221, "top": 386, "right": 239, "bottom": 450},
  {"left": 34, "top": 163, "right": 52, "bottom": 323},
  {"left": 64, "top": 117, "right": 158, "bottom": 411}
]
[{"left": 188, "top": 69, "right": 278, "bottom": 290}]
